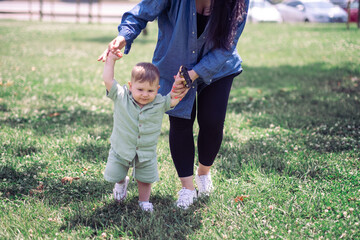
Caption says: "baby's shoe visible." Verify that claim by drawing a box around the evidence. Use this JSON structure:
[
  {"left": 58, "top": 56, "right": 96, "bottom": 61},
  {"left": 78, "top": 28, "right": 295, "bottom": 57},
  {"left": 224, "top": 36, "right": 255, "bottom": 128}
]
[
  {"left": 113, "top": 176, "right": 129, "bottom": 202},
  {"left": 139, "top": 201, "right": 154, "bottom": 212}
]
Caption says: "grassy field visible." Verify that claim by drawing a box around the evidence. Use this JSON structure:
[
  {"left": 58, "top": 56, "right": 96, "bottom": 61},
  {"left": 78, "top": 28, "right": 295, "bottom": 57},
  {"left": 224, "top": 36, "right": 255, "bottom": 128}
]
[{"left": 0, "top": 20, "right": 359, "bottom": 239}]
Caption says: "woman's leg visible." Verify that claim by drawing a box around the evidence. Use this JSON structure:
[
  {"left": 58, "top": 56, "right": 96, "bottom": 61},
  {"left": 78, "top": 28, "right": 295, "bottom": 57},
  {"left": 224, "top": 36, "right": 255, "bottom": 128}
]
[
  {"left": 197, "top": 74, "right": 235, "bottom": 174},
  {"left": 169, "top": 103, "right": 196, "bottom": 190}
]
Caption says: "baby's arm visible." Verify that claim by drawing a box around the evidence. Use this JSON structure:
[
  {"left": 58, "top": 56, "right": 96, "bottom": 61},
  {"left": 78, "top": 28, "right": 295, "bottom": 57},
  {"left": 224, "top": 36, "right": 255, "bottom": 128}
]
[{"left": 102, "top": 50, "right": 123, "bottom": 91}]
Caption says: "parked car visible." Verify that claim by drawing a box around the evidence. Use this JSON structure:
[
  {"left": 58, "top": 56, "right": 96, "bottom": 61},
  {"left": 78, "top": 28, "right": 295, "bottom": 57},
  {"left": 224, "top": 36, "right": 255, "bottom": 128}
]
[
  {"left": 248, "top": 0, "right": 283, "bottom": 22},
  {"left": 330, "top": 0, "right": 348, "bottom": 8},
  {"left": 276, "top": 0, "right": 348, "bottom": 22},
  {"left": 343, "top": 0, "right": 359, "bottom": 22}
]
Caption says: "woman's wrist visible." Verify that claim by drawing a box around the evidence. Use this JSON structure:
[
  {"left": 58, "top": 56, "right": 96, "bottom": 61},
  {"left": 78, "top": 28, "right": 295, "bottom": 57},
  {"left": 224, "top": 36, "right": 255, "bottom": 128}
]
[{"left": 188, "top": 70, "right": 199, "bottom": 82}]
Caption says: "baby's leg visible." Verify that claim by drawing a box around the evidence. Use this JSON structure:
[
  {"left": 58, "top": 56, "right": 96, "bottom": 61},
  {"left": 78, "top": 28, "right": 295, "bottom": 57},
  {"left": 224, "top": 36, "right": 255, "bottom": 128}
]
[{"left": 137, "top": 180, "right": 151, "bottom": 202}]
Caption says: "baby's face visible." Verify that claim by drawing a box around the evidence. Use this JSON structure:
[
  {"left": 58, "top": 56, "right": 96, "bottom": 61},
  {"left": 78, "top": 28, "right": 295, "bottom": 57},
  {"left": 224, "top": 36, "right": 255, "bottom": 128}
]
[{"left": 129, "top": 80, "right": 160, "bottom": 108}]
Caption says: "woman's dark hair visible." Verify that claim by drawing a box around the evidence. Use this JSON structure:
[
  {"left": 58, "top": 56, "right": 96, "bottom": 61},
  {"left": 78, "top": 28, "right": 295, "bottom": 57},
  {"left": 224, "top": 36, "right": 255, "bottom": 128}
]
[{"left": 207, "top": 0, "right": 247, "bottom": 50}]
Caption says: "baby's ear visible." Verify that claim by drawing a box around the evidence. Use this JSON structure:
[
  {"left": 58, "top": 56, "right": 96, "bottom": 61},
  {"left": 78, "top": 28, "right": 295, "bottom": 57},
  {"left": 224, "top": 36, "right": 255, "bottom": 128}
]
[
  {"left": 128, "top": 81, "right": 132, "bottom": 89},
  {"left": 157, "top": 85, "right": 160, "bottom": 90}
]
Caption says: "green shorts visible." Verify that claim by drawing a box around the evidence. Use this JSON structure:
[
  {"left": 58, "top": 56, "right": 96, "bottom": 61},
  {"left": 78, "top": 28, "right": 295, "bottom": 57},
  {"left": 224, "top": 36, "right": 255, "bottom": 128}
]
[{"left": 104, "top": 148, "right": 159, "bottom": 184}]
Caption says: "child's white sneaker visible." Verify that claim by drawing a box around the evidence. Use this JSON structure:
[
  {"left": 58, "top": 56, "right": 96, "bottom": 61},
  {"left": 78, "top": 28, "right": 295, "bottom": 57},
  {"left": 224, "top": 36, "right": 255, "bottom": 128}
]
[
  {"left": 176, "top": 188, "right": 198, "bottom": 210},
  {"left": 195, "top": 172, "right": 213, "bottom": 197},
  {"left": 113, "top": 176, "right": 129, "bottom": 202},
  {"left": 139, "top": 201, "right": 154, "bottom": 212}
]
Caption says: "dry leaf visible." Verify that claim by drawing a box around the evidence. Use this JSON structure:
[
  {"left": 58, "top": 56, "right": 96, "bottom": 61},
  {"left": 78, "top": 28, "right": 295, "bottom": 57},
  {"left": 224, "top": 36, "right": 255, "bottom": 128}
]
[
  {"left": 29, "top": 189, "right": 42, "bottom": 196},
  {"left": 49, "top": 112, "right": 60, "bottom": 117},
  {"left": 36, "top": 183, "right": 44, "bottom": 191},
  {"left": 235, "top": 195, "right": 249, "bottom": 203},
  {"left": 5, "top": 81, "right": 14, "bottom": 87},
  {"left": 29, "top": 183, "right": 45, "bottom": 196},
  {"left": 61, "top": 177, "right": 80, "bottom": 184}
]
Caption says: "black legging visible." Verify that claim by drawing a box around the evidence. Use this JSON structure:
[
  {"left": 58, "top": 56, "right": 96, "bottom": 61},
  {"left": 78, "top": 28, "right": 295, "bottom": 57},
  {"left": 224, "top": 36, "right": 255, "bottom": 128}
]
[{"left": 169, "top": 74, "right": 236, "bottom": 178}]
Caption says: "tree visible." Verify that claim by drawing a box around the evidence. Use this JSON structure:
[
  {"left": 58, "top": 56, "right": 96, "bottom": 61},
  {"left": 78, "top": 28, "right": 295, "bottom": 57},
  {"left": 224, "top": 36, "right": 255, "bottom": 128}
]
[{"left": 358, "top": 0, "right": 360, "bottom": 28}]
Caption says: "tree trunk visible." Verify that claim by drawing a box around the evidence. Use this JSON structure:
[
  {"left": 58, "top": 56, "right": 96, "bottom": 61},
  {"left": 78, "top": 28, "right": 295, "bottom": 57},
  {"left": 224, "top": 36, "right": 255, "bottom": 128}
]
[{"left": 358, "top": 0, "right": 360, "bottom": 28}]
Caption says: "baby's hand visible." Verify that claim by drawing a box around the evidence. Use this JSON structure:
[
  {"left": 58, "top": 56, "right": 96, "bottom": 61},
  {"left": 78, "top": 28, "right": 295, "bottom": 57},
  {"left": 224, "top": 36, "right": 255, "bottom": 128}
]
[{"left": 107, "top": 50, "right": 123, "bottom": 61}]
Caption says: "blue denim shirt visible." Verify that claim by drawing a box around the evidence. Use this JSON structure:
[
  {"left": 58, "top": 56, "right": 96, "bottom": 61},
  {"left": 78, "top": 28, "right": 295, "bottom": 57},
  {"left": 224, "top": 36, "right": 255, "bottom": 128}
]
[{"left": 118, "top": 0, "right": 249, "bottom": 119}]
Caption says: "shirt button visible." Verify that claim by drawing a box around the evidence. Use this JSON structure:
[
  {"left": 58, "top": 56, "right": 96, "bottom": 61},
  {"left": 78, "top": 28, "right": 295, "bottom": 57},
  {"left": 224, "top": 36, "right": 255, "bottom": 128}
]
[
  {"left": 193, "top": 13, "right": 195, "bottom": 16},
  {"left": 192, "top": 31, "right": 195, "bottom": 34},
  {"left": 192, "top": 51, "right": 195, "bottom": 54},
  {"left": 139, "top": 124, "right": 142, "bottom": 127},
  {"left": 136, "top": 147, "right": 139, "bottom": 150},
  {"left": 138, "top": 135, "right": 140, "bottom": 139}
]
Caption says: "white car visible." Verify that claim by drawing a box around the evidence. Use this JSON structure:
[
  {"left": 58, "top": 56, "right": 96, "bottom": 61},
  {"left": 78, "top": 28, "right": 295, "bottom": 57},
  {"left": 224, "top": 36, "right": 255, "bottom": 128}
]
[
  {"left": 248, "top": 0, "right": 283, "bottom": 22},
  {"left": 276, "top": 0, "right": 348, "bottom": 22}
]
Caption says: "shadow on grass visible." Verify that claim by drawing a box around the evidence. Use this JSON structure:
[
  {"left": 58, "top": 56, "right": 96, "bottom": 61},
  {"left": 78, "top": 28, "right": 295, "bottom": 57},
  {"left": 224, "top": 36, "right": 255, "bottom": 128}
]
[
  {"left": 228, "top": 62, "right": 360, "bottom": 148},
  {"left": 0, "top": 161, "right": 111, "bottom": 202},
  {"left": 61, "top": 194, "right": 205, "bottom": 240},
  {"left": 218, "top": 133, "right": 358, "bottom": 182},
  {"left": 220, "top": 61, "right": 359, "bottom": 180},
  {"left": 0, "top": 161, "right": 204, "bottom": 239},
  {"left": 0, "top": 163, "right": 47, "bottom": 198},
  {"left": 0, "top": 107, "right": 113, "bottom": 137}
]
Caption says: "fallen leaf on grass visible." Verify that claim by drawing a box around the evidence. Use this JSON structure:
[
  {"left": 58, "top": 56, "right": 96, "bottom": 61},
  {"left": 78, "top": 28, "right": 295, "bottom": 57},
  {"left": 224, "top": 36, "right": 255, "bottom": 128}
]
[
  {"left": 48, "top": 218, "right": 61, "bottom": 223},
  {"left": 235, "top": 195, "right": 249, "bottom": 203},
  {"left": 36, "top": 183, "right": 44, "bottom": 190},
  {"left": 61, "top": 177, "right": 80, "bottom": 184},
  {"left": 5, "top": 81, "right": 14, "bottom": 87},
  {"left": 49, "top": 112, "right": 61, "bottom": 117},
  {"left": 29, "top": 183, "right": 45, "bottom": 196},
  {"left": 0, "top": 81, "right": 14, "bottom": 87},
  {"left": 29, "top": 189, "right": 42, "bottom": 196}
]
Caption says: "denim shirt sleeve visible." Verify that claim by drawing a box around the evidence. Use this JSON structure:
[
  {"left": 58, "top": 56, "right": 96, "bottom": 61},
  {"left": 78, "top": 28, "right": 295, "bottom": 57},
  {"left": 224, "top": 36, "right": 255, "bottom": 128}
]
[
  {"left": 118, "top": 0, "right": 170, "bottom": 54},
  {"left": 192, "top": 0, "right": 249, "bottom": 85}
]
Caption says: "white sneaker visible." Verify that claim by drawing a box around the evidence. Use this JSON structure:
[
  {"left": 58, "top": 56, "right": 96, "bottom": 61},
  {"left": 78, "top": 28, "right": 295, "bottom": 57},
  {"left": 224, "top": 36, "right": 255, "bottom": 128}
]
[
  {"left": 195, "top": 172, "right": 213, "bottom": 197},
  {"left": 113, "top": 176, "right": 129, "bottom": 202},
  {"left": 139, "top": 201, "right": 154, "bottom": 212},
  {"left": 176, "top": 188, "right": 198, "bottom": 209}
]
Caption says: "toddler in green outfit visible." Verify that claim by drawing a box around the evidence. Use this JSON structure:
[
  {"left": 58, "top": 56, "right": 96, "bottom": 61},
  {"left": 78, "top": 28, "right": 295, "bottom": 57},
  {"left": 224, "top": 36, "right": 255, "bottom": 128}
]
[{"left": 102, "top": 50, "right": 188, "bottom": 211}]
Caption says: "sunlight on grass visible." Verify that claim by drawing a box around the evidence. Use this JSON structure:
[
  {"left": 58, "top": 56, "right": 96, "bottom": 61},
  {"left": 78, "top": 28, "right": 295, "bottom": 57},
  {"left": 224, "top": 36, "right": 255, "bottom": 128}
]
[{"left": 1, "top": 20, "right": 359, "bottom": 239}]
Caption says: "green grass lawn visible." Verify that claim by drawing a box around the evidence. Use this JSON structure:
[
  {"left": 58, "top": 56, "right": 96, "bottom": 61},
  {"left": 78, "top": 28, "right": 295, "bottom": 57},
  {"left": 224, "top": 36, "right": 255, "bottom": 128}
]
[{"left": 0, "top": 20, "right": 359, "bottom": 239}]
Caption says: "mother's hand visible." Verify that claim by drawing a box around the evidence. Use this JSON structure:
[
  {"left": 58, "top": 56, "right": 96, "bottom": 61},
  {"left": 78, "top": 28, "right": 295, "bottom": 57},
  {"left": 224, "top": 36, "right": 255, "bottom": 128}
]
[
  {"left": 172, "top": 72, "right": 190, "bottom": 99},
  {"left": 97, "top": 36, "right": 127, "bottom": 62}
]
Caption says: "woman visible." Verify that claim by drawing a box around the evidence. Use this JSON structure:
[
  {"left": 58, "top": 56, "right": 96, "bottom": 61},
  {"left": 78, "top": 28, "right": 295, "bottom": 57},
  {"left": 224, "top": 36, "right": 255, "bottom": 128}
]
[{"left": 98, "top": 0, "right": 249, "bottom": 209}]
